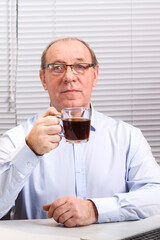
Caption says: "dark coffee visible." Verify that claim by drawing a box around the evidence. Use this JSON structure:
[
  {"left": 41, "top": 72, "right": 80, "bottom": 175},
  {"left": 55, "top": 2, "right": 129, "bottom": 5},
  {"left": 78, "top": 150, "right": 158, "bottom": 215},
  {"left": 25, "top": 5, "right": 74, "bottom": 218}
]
[{"left": 63, "top": 118, "right": 91, "bottom": 142}]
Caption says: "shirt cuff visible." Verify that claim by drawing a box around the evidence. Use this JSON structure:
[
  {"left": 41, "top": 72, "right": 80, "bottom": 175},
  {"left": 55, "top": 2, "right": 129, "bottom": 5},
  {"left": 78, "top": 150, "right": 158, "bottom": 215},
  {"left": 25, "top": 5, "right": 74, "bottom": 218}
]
[
  {"left": 11, "top": 140, "right": 39, "bottom": 176},
  {"left": 91, "top": 197, "right": 120, "bottom": 223}
]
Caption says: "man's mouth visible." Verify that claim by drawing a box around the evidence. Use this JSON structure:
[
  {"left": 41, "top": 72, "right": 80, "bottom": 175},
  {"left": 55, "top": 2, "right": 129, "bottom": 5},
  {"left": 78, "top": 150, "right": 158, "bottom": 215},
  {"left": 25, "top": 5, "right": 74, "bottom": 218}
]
[{"left": 62, "top": 89, "right": 80, "bottom": 94}]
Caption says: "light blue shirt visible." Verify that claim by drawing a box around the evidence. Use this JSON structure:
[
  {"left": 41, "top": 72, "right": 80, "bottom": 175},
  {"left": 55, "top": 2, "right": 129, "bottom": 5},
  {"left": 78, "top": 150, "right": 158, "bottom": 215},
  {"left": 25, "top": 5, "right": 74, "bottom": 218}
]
[{"left": 0, "top": 107, "right": 160, "bottom": 223}]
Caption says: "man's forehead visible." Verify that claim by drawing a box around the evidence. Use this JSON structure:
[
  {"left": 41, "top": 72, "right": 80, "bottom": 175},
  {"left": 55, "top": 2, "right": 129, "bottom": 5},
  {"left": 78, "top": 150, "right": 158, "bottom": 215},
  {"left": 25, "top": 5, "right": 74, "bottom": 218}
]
[{"left": 46, "top": 39, "right": 91, "bottom": 60}]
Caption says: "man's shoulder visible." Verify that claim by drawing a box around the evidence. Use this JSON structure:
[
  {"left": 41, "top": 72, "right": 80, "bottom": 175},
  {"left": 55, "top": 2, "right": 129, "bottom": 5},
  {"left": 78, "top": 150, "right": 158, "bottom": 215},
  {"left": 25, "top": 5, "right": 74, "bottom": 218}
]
[
  {"left": 3, "top": 112, "right": 42, "bottom": 142},
  {"left": 93, "top": 109, "right": 143, "bottom": 151},
  {"left": 93, "top": 109, "right": 139, "bottom": 133}
]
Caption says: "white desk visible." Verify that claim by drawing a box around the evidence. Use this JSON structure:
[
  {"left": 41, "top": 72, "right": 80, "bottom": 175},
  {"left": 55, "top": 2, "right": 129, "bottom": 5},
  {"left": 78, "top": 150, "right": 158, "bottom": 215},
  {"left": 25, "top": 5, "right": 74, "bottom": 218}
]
[{"left": 1, "top": 215, "right": 160, "bottom": 240}]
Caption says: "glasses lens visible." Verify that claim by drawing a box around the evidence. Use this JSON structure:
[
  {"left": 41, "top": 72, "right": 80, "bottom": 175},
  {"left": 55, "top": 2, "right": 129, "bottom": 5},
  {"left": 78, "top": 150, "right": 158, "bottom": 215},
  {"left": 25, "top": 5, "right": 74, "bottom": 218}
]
[
  {"left": 50, "top": 64, "right": 65, "bottom": 74},
  {"left": 73, "top": 64, "right": 89, "bottom": 74}
]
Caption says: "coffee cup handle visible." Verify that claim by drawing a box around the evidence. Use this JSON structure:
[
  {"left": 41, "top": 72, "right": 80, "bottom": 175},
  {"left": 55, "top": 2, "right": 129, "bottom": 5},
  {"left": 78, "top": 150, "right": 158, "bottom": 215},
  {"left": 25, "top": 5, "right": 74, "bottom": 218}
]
[{"left": 56, "top": 114, "right": 64, "bottom": 137}]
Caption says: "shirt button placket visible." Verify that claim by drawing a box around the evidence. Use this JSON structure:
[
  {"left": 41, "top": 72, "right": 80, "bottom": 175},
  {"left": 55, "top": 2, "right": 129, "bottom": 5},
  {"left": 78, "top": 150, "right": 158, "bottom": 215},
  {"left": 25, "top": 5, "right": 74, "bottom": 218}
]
[{"left": 74, "top": 144, "right": 87, "bottom": 199}]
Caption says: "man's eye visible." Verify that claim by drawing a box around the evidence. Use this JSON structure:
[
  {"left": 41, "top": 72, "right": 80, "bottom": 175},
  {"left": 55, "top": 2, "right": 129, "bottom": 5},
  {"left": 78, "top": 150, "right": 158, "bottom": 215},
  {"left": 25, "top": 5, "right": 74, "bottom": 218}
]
[
  {"left": 53, "top": 65, "right": 62, "bottom": 71},
  {"left": 76, "top": 64, "right": 85, "bottom": 69}
]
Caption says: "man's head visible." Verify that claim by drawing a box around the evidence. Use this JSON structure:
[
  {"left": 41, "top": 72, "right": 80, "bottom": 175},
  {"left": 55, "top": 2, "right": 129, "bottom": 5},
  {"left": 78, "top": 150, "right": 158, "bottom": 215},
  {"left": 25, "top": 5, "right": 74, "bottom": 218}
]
[{"left": 39, "top": 37, "right": 99, "bottom": 112}]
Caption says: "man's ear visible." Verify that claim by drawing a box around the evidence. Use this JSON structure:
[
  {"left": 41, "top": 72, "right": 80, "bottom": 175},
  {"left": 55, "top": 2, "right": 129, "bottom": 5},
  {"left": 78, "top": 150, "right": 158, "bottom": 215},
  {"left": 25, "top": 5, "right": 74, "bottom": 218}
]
[
  {"left": 93, "top": 65, "right": 99, "bottom": 87},
  {"left": 39, "top": 69, "right": 48, "bottom": 90}
]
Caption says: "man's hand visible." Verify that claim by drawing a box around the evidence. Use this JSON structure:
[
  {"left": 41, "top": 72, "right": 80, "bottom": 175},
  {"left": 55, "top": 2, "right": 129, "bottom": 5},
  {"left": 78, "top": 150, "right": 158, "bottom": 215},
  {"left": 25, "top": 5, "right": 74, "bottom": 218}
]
[
  {"left": 25, "top": 107, "right": 62, "bottom": 155},
  {"left": 43, "top": 196, "right": 98, "bottom": 227}
]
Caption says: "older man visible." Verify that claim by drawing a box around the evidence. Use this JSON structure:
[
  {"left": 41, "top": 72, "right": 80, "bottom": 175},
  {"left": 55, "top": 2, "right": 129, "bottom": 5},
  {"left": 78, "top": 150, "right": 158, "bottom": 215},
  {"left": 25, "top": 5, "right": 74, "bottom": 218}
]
[{"left": 0, "top": 37, "right": 160, "bottom": 227}]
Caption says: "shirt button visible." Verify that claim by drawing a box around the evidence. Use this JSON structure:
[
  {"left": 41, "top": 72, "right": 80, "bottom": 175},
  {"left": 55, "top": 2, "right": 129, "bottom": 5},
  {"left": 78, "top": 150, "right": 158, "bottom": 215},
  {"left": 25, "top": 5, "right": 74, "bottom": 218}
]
[
  {"left": 27, "top": 162, "right": 32, "bottom": 167},
  {"left": 77, "top": 169, "right": 82, "bottom": 173},
  {"left": 106, "top": 219, "right": 111, "bottom": 223}
]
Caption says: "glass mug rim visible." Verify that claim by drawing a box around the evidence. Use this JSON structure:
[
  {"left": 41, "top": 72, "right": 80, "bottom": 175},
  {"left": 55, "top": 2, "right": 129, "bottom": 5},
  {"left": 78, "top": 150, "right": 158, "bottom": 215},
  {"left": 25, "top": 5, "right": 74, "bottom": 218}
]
[{"left": 61, "top": 106, "right": 90, "bottom": 112}]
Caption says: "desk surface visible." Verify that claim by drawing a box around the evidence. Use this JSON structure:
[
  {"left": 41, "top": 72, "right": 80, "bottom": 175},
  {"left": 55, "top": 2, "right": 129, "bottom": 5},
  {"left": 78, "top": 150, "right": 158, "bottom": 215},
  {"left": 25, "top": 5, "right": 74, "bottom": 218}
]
[{"left": 1, "top": 215, "right": 160, "bottom": 240}]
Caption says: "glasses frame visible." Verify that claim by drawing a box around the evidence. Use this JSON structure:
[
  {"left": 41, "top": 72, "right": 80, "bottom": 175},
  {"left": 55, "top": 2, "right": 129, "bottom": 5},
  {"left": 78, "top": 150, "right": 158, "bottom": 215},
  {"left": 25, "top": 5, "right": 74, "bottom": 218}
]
[{"left": 42, "top": 63, "right": 95, "bottom": 75}]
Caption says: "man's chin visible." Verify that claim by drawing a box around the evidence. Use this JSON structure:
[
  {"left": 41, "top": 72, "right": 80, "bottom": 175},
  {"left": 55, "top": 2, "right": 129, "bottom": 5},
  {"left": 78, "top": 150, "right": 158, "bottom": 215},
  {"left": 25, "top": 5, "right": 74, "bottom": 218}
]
[
  {"left": 54, "top": 101, "right": 87, "bottom": 111},
  {"left": 62, "top": 102, "right": 82, "bottom": 108}
]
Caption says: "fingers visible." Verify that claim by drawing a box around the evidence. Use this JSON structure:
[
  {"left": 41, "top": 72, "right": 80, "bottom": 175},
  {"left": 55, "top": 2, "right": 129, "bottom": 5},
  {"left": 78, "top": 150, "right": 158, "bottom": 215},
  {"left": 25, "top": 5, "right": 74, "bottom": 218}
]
[
  {"left": 38, "top": 115, "right": 60, "bottom": 128},
  {"left": 43, "top": 199, "right": 73, "bottom": 226},
  {"left": 43, "top": 198, "right": 65, "bottom": 214},
  {"left": 43, "top": 197, "right": 70, "bottom": 221},
  {"left": 43, "top": 197, "right": 67, "bottom": 216},
  {"left": 42, "top": 107, "right": 61, "bottom": 118},
  {"left": 42, "top": 122, "right": 62, "bottom": 135},
  {"left": 43, "top": 204, "right": 50, "bottom": 211},
  {"left": 49, "top": 203, "right": 70, "bottom": 221},
  {"left": 43, "top": 202, "right": 74, "bottom": 226},
  {"left": 63, "top": 217, "right": 79, "bottom": 228}
]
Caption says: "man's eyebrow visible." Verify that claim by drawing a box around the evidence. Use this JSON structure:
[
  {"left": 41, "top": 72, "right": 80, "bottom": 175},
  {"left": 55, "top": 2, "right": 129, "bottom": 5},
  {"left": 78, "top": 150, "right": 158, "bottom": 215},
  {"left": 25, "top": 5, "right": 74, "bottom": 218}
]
[
  {"left": 75, "top": 57, "right": 86, "bottom": 61},
  {"left": 50, "top": 59, "right": 65, "bottom": 64}
]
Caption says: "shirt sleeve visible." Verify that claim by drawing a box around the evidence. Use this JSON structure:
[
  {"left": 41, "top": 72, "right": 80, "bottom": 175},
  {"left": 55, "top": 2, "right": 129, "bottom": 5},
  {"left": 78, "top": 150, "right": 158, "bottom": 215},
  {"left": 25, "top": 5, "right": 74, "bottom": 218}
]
[
  {"left": 92, "top": 186, "right": 160, "bottom": 223},
  {"left": 91, "top": 197, "right": 120, "bottom": 223},
  {"left": 91, "top": 129, "right": 160, "bottom": 223},
  {"left": 0, "top": 133, "right": 39, "bottom": 218}
]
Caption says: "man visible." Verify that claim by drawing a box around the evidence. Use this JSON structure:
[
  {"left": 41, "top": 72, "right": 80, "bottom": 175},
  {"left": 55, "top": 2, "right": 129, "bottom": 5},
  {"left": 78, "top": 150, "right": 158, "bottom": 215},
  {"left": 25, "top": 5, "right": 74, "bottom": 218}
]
[{"left": 0, "top": 37, "right": 160, "bottom": 227}]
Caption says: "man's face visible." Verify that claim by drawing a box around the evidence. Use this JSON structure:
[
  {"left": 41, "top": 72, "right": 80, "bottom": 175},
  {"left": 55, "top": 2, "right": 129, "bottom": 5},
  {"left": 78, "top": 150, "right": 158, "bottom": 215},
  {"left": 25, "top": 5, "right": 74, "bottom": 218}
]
[{"left": 40, "top": 39, "right": 99, "bottom": 112}]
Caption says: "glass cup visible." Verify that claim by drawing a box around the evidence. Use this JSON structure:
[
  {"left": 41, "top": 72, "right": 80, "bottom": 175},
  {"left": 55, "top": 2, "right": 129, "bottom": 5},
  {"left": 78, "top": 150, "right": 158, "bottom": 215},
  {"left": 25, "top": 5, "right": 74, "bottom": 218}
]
[{"left": 58, "top": 107, "right": 91, "bottom": 143}]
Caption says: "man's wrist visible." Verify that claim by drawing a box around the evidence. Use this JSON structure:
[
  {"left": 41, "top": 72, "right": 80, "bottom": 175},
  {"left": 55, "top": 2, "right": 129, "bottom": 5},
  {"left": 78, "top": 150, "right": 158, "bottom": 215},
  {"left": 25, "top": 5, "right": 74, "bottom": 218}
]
[{"left": 87, "top": 200, "right": 98, "bottom": 223}]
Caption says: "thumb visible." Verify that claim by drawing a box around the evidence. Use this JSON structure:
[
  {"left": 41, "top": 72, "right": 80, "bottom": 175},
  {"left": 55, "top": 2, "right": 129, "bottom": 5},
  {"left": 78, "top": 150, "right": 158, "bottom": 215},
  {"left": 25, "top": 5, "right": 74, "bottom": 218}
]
[
  {"left": 43, "top": 204, "right": 51, "bottom": 211},
  {"left": 42, "top": 107, "right": 61, "bottom": 118}
]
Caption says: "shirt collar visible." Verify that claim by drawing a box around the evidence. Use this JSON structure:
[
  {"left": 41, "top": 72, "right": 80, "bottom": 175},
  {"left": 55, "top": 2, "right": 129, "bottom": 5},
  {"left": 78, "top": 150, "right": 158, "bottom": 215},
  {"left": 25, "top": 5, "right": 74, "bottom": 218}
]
[{"left": 90, "top": 104, "right": 96, "bottom": 132}]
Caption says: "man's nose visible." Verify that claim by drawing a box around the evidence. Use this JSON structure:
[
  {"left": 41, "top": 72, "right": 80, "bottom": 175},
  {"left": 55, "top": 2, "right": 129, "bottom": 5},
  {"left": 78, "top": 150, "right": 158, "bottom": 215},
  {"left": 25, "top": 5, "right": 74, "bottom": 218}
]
[{"left": 63, "top": 65, "right": 75, "bottom": 82}]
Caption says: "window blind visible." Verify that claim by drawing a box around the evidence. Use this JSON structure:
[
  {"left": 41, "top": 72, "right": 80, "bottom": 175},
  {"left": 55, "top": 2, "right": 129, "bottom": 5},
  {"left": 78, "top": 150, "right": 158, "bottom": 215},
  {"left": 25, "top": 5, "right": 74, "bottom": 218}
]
[
  {"left": 0, "top": 0, "right": 17, "bottom": 132},
  {"left": 16, "top": 0, "right": 54, "bottom": 123},
  {"left": 0, "top": 0, "right": 160, "bottom": 163}
]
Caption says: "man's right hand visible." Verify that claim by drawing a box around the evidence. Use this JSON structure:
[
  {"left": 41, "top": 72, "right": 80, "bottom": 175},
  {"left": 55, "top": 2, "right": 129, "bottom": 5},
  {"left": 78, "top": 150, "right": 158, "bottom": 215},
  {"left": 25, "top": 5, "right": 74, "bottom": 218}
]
[{"left": 25, "top": 107, "right": 62, "bottom": 155}]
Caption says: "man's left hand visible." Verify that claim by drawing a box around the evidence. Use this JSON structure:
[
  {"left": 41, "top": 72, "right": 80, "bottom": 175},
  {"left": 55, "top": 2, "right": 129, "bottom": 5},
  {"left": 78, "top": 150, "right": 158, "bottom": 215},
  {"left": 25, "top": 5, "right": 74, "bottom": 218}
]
[{"left": 43, "top": 196, "right": 98, "bottom": 227}]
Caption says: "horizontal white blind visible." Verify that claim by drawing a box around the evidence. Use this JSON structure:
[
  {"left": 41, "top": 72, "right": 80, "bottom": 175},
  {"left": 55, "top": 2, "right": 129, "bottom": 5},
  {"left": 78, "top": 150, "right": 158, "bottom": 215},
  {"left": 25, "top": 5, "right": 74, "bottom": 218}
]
[
  {"left": 15, "top": 0, "right": 55, "bottom": 123},
  {"left": 131, "top": 0, "right": 160, "bottom": 163},
  {"left": 0, "top": 0, "right": 17, "bottom": 133},
  {"left": 0, "top": 0, "right": 160, "bottom": 164}
]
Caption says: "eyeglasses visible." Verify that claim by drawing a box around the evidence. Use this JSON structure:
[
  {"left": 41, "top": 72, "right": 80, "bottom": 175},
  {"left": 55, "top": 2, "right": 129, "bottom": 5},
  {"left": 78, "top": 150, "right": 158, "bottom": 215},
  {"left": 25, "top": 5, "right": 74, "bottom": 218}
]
[{"left": 42, "top": 63, "right": 95, "bottom": 75}]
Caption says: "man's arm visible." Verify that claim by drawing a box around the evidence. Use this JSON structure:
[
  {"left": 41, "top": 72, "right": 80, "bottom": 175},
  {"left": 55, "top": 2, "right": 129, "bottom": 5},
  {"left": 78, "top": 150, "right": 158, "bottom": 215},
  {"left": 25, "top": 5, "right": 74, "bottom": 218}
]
[
  {"left": 0, "top": 137, "right": 39, "bottom": 218},
  {"left": 0, "top": 107, "right": 61, "bottom": 219},
  {"left": 91, "top": 136, "right": 160, "bottom": 223}
]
